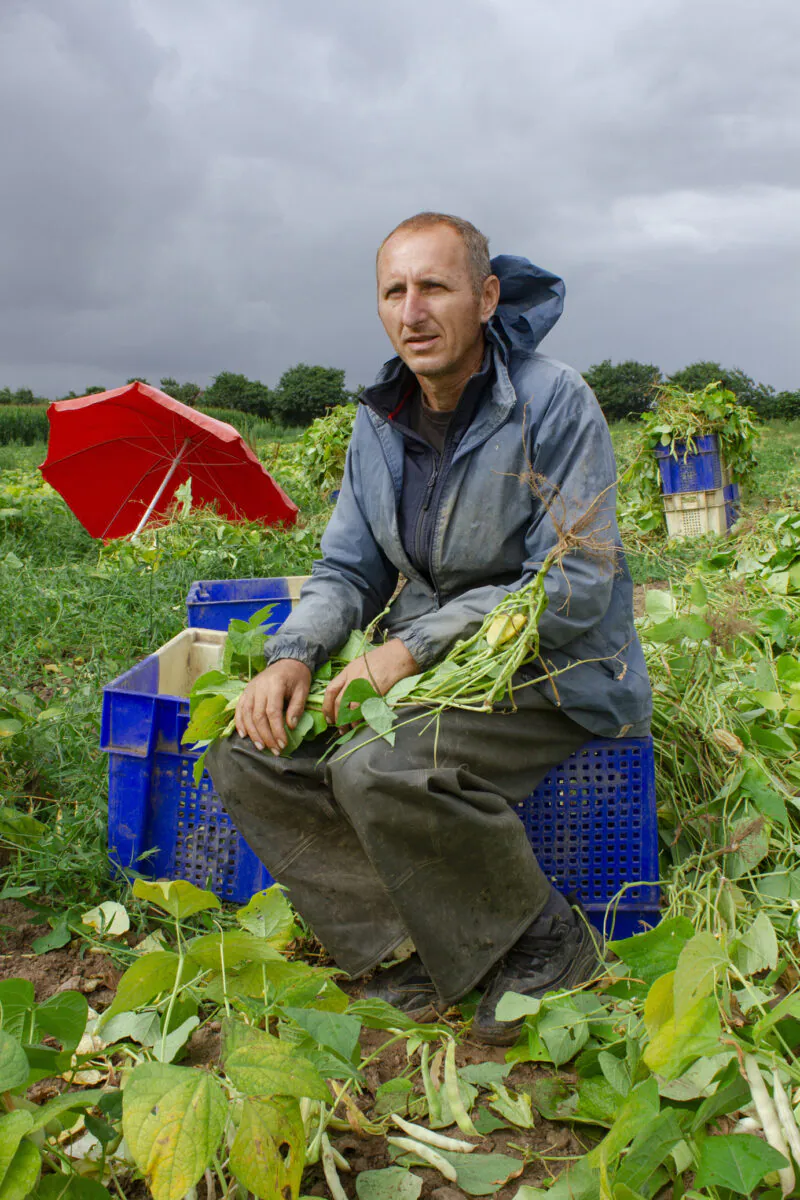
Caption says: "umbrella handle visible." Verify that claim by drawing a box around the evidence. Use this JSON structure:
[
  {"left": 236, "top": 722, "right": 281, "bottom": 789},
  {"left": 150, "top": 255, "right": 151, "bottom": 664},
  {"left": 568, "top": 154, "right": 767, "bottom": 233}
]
[{"left": 131, "top": 437, "right": 191, "bottom": 538}]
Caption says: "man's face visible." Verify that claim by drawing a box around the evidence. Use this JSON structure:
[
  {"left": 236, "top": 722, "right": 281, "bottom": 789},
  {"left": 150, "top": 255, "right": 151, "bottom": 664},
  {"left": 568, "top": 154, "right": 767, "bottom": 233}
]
[{"left": 377, "top": 225, "right": 498, "bottom": 380}]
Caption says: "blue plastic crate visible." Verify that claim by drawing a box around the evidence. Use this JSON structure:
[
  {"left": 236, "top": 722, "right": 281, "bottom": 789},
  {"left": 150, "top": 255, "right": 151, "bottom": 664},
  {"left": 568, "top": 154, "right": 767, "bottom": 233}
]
[
  {"left": 515, "top": 737, "right": 660, "bottom": 939},
  {"left": 724, "top": 482, "right": 740, "bottom": 528},
  {"left": 186, "top": 576, "right": 309, "bottom": 632},
  {"left": 102, "top": 629, "right": 660, "bottom": 931},
  {"left": 655, "top": 434, "right": 726, "bottom": 494},
  {"left": 101, "top": 629, "right": 272, "bottom": 904}
]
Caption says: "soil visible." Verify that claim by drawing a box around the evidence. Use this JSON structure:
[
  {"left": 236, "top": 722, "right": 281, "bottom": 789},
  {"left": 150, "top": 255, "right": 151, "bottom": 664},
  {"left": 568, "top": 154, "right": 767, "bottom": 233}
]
[
  {"left": 1, "top": 899, "right": 594, "bottom": 1198},
  {"left": 0, "top": 899, "right": 121, "bottom": 1006}
]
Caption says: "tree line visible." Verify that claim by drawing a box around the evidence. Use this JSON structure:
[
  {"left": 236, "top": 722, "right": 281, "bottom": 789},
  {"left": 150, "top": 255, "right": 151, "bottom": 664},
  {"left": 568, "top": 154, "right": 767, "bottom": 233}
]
[{"left": 1, "top": 360, "right": 799, "bottom": 424}]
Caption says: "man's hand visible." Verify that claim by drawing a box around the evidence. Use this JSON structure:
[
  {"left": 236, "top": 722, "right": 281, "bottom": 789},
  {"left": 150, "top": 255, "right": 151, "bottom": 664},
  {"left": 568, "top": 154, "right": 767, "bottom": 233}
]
[
  {"left": 323, "top": 638, "right": 418, "bottom": 727},
  {"left": 235, "top": 658, "right": 312, "bottom": 755}
]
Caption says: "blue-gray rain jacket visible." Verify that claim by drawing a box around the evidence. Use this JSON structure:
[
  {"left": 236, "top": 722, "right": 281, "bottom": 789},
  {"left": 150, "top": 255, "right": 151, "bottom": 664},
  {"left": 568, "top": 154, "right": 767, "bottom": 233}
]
[{"left": 266, "top": 255, "right": 652, "bottom": 738}]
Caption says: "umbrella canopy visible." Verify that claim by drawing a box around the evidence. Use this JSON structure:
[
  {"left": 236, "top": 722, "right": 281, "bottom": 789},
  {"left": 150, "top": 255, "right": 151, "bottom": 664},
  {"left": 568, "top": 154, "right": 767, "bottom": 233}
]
[{"left": 40, "top": 382, "right": 298, "bottom": 539}]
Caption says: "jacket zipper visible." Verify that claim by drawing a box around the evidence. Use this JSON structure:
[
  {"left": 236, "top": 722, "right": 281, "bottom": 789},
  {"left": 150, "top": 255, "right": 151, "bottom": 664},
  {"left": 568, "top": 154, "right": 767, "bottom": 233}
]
[{"left": 414, "top": 456, "right": 439, "bottom": 574}]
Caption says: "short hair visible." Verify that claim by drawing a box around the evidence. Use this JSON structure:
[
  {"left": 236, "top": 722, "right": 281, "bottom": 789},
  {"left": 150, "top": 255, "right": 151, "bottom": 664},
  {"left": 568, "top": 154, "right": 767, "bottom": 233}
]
[{"left": 377, "top": 212, "right": 492, "bottom": 295}]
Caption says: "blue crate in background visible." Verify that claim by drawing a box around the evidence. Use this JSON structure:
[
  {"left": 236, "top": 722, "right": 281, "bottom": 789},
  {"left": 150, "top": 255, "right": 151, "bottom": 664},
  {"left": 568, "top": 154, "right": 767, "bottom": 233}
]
[
  {"left": 102, "top": 628, "right": 660, "bottom": 933},
  {"left": 186, "top": 576, "right": 309, "bottom": 632},
  {"left": 515, "top": 737, "right": 659, "bottom": 939},
  {"left": 655, "top": 434, "right": 727, "bottom": 494},
  {"left": 724, "top": 482, "right": 740, "bottom": 528}
]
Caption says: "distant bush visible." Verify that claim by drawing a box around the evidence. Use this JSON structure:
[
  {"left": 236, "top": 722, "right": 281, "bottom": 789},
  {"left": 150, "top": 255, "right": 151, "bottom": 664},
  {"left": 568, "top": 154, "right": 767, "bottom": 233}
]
[
  {"left": 197, "top": 408, "right": 295, "bottom": 445},
  {"left": 0, "top": 387, "right": 47, "bottom": 406},
  {"left": 271, "top": 363, "right": 351, "bottom": 426},
  {"left": 582, "top": 360, "right": 663, "bottom": 422},
  {"left": 203, "top": 372, "right": 272, "bottom": 417},
  {"left": 770, "top": 390, "right": 800, "bottom": 420},
  {"left": 667, "top": 362, "right": 777, "bottom": 416},
  {"left": 0, "top": 406, "right": 50, "bottom": 444}
]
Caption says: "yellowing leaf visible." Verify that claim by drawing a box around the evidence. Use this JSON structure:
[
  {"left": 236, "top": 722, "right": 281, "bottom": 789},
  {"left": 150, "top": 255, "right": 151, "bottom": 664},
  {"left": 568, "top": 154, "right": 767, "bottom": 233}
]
[
  {"left": 228, "top": 1097, "right": 304, "bottom": 1199},
  {"left": 643, "top": 972, "right": 674, "bottom": 1039},
  {"left": 224, "top": 1037, "right": 330, "bottom": 1102},
  {"left": 81, "top": 900, "right": 130, "bottom": 937},
  {"left": 132, "top": 879, "right": 220, "bottom": 920},
  {"left": 123, "top": 1063, "right": 227, "bottom": 1200}
]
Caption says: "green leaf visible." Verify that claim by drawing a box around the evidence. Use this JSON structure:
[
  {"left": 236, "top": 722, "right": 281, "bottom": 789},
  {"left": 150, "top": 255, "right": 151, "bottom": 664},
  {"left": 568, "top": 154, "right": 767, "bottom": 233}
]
[
  {"left": 586, "top": 1078, "right": 659, "bottom": 1169},
  {"left": 0, "top": 1031, "right": 29, "bottom": 1092},
  {"left": 152, "top": 1015, "right": 200, "bottom": 1064},
  {"left": 608, "top": 917, "right": 695, "bottom": 988},
  {"left": 646, "top": 615, "right": 712, "bottom": 644},
  {"left": 31, "top": 914, "right": 71, "bottom": 955},
  {"left": 493, "top": 992, "right": 543, "bottom": 1022},
  {"left": 35, "top": 992, "right": 88, "bottom": 1053},
  {"left": 356, "top": 1167, "right": 422, "bottom": 1200},
  {"left": 673, "top": 933, "right": 728, "bottom": 1020},
  {"left": 335, "top": 630, "right": 370, "bottom": 663},
  {"left": 183, "top": 694, "right": 229, "bottom": 743},
  {"left": 361, "top": 696, "right": 395, "bottom": 737},
  {"left": 235, "top": 886, "right": 297, "bottom": 947},
  {"left": 132, "top": 879, "right": 221, "bottom": 920},
  {"left": 614, "top": 1109, "right": 684, "bottom": 1192},
  {"left": 643, "top": 994, "right": 721, "bottom": 1080},
  {"left": 228, "top": 1096, "right": 304, "bottom": 1200},
  {"left": 488, "top": 1083, "right": 534, "bottom": 1128},
  {"left": 731, "top": 911, "right": 780, "bottom": 976},
  {"left": 27, "top": 1089, "right": 105, "bottom": 1133},
  {"left": 186, "top": 930, "right": 283, "bottom": 971},
  {"left": 597, "top": 1050, "right": 630, "bottom": 1097},
  {"left": 344, "top": 998, "right": 421, "bottom": 1032},
  {"left": 644, "top": 590, "right": 676, "bottom": 622},
  {"left": 458, "top": 1062, "right": 513, "bottom": 1088},
  {"left": 695, "top": 1133, "right": 789, "bottom": 1194},
  {"left": 34, "top": 1175, "right": 111, "bottom": 1200},
  {"left": 0, "top": 1138, "right": 40, "bottom": 1200},
  {"left": 538, "top": 1001, "right": 590, "bottom": 1066},
  {"left": 431, "top": 1150, "right": 524, "bottom": 1196},
  {"left": 690, "top": 1060, "right": 751, "bottom": 1132},
  {"left": 336, "top": 678, "right": 378, "bottom": 721},
  {"left": 0, "top": 981, "right": 35, "bottom": 1041},
  {"left": 123, "top": 1063, "right": 228, "bottom": 1200},
  {"left": 724, "top": 811, "right": 770, "bottom": 878},
  {"left": 0, "top": 1112, "right": 33, "bottom": 1185},
  {"left": 100, "top": 1009, "right": 161, "bottom": 1048},
  {"left": 224, "top": 1036, "right": 331, "bottom": 1102},
  {"left": 281, "top": 1008, "right": 361, "bottom": 1062},
  {"left": 102, "top": 951, "right": 184, "bottom": 1020}
]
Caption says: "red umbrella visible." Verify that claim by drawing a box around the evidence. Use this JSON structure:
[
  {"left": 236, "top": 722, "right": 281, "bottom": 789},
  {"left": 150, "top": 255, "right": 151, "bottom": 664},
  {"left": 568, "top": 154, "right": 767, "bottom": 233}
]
[{"left": 40, "top": 382, "right": 298, "bottom": 539}]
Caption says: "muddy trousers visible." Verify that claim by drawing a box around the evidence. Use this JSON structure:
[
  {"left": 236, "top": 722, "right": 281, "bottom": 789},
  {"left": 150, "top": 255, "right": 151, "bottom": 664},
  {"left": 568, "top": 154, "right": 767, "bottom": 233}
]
[{"left": 206, "top": 684, "right": 588, "bottom": 1005}]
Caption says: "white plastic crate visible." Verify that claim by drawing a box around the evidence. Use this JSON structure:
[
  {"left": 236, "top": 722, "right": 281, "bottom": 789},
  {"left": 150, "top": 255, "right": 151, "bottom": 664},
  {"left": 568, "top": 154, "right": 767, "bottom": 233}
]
[{"left": 663, "top": 486, "right": 738, "bottom": 539}]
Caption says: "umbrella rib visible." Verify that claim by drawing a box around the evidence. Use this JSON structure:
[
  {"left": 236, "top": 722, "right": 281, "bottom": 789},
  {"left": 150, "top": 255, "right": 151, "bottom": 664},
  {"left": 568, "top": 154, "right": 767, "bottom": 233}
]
[{"left": 99, "top": 459, "right": 169, "bottom": 539}]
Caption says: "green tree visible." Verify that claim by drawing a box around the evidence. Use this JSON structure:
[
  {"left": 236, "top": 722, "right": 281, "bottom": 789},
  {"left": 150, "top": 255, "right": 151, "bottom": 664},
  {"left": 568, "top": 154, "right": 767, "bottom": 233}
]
[
  {"left": 160, "top": 377, "right": 202, "bottom": 407},
  {"left": 582, "top": 360, "right": 662, "bottom": 422},
  {"left": 126, "top": 376, "right": 150, "bottom": 385},
  {"left": 84, "top": 385, "right": 107, "bottom": 395},
  {"left": 203, "top": 372, "right": 272, "bottom": 417},
  {"left": 668, "top": 362, "right": 775, "bottom": 415},
  {"left": 271, "top": 363, "right": 350, "bottom": 426}
]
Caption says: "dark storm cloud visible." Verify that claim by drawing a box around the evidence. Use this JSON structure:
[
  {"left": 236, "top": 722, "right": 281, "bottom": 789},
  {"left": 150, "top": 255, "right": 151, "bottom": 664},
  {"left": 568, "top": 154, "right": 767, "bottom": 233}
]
[{"left": 0, "top": 0, "right": 798, "bottom": 396}]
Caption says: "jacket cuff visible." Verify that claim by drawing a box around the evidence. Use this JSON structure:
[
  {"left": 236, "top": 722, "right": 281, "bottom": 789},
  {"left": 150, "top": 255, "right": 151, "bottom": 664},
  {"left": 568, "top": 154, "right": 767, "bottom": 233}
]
[
  {"left": 263, "top": 635, "right": 322, "bottom": 674},
  {"left": 393, "top": 628, "right": 437, "bottom": 671}
]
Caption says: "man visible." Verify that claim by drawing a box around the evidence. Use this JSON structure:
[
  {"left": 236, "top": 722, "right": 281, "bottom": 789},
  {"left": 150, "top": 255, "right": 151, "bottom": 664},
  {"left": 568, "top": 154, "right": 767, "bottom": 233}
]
[{"left": 207, "top": 212, "right": 651, "bottom": 1044}]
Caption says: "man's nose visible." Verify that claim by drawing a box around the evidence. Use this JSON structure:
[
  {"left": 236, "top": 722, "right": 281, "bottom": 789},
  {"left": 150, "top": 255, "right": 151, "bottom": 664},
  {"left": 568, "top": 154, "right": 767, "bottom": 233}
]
[{"left": 401, "top": 287, "right": 427, "bottom": 327}]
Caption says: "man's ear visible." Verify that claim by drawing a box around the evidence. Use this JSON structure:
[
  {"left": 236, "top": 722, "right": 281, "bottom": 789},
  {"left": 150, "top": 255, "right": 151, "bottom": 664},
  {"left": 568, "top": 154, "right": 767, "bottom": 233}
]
[{"left": 480, "top": 274, "right": 501, "bottom": 323}]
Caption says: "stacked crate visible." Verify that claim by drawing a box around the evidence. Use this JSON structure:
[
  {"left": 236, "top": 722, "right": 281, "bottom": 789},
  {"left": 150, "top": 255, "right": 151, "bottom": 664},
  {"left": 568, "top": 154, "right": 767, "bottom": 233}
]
[{"left": 655, "top": 434, "right": 740, "bottom": 538}]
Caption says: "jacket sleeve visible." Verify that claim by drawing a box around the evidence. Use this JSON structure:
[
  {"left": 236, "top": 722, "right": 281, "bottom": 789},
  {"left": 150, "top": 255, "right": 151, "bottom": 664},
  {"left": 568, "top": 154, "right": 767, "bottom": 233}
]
[
  {"left": 393, "top": 370, "right": 619, "bottom": 670},
  {"left": 263, "top": 421, "right": 400, "bottom": 673}
]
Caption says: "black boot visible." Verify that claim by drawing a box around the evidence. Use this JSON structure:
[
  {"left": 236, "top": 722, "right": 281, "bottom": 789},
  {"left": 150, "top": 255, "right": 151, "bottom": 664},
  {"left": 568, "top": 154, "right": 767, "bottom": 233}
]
[
  {"left": 471, "top": 899, "right": 602, "bottom": 1046},
  {"left": 362, "top": 953, "right": 442, "bottom": 1022}
]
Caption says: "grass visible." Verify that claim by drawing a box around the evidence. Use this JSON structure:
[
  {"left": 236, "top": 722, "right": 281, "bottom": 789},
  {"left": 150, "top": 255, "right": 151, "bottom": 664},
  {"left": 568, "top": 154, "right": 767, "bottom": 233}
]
[{"left": 1, "top": 419, "right": 798, "bottom": 902}]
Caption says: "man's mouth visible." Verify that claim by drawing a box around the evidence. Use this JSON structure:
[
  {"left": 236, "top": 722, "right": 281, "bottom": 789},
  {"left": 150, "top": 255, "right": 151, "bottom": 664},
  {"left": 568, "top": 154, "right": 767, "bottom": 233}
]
[{"left": 405, "top": 335, "right": 438, "bottom": 349}]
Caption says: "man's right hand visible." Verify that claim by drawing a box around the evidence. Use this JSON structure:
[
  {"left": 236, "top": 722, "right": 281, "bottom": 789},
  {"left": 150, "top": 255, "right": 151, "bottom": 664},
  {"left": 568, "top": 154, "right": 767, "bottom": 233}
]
[{"left": 234, "top": 658, "right": 312, "bottom": 756}]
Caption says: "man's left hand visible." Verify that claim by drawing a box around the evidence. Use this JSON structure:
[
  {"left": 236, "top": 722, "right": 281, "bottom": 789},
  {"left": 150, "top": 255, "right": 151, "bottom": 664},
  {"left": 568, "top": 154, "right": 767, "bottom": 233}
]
[{"left": 323, "top": 638, "right": 419, "bottom": 726}]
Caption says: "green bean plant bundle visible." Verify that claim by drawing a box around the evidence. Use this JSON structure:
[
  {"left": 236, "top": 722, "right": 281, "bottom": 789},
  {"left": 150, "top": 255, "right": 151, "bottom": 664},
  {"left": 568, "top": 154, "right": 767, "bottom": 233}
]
[{"left": 183, "top": 553, "right": 558, "bottom": 781}]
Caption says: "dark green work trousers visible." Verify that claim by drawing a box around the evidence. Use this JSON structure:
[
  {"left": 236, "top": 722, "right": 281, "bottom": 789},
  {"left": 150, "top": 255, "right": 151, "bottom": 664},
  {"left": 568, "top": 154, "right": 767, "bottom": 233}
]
[{"left": 206, "top": 681, "right": 588, "bottom": 1005}]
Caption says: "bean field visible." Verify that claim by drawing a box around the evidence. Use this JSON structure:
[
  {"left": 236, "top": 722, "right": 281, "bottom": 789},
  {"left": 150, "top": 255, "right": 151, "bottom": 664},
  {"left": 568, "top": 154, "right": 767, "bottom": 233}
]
[{"left": 1, "top": 417, "right": 800, "bottom": 1200}]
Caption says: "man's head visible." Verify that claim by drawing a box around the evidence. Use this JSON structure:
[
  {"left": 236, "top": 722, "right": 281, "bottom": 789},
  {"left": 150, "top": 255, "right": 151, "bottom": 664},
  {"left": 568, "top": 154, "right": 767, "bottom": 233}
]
[{"left": 376, "top": 212, "right": 500, "bottom": 383}]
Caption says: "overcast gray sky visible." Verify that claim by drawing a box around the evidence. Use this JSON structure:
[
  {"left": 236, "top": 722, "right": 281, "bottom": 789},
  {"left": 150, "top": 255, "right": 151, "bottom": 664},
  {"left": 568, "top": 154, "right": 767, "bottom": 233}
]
[{"left": 1, "top": 0, "right": 798, "bottom": 397}]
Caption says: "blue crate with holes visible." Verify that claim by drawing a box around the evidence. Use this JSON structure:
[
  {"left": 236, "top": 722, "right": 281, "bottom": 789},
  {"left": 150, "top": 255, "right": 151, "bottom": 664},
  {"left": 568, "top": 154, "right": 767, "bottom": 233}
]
[
  {"left": 185, "top": 576, "right": 309, "bottom": 633},
  {"left": 515, "top": 737, "right": 659, "bottom": 939},
  {"left": 101, "top": 628, "right": 272, "bottom": 903},
  {"left": 655, "top": 434, "right": 729, "bottom": 495},
  {"left": 102, "top": 629, "right": 660, "bottom": 932}
]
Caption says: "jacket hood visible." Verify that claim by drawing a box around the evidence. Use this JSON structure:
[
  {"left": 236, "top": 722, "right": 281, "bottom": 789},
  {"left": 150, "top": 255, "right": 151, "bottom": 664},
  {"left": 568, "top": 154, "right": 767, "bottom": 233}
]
[{"left": 487, "top": 255, "right": 565, "bottom": 359}]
